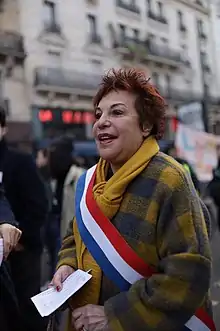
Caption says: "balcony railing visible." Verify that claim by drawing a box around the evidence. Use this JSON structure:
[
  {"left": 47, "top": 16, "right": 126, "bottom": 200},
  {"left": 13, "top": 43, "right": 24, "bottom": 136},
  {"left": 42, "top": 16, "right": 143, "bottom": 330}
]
[
  {"left": 0, "top": 31, "right": 25, "bottom": 61},
  {"left": 146, "top": 39, "right": 183, "bottom": 64},
  {"left": 34, "top": 67, "right": 102, "bottom": 93},
  {"left": 158, "top": 86, "right": 203, "bottom": 103},
  {"left": 116, "top": 0, "right": 140, "bottom": 14},
  {"left": 148, "top": 10, "right": 168, "bottom": 24},
  {"left": 116, "top": 37, "right": 186, "bottom": 67},
  {"left": 195, "top": 0, "right": 205, "bottom": 7}
]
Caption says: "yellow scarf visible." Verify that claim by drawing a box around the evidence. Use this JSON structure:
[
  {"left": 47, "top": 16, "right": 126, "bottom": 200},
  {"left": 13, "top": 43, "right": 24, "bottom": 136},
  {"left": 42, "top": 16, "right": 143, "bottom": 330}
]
[{"left": 68, "top": 136, "right": 159, "bottom": 323}]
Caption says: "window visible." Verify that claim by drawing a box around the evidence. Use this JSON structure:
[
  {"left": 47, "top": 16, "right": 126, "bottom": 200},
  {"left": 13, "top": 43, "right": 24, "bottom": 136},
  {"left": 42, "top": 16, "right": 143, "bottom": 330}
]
[
  {"left": 87, "top": 14, "right": 97, "bottom": 35},
  {"left": 178, "top": 11, "right": 183, "bottom": 23},
  {"left": 165, "top": 74, "right": 171, "bottom": 92},
  {"left": 178, "top": 10, "right": 186, "bottom": 32},
  {"left": 152, "top": 72, "right": 159, "bottom": 87},
  {"left": 197, "top": 19, "right": 205, "bottom": 36},
  {"left": 158, "top": 2, "right": 164, "bottom": 17},
  {"left": 43, "top": 1, "right": 56, "bottom": 25},
  {"left": 178, "top": 10, "right": 183, "bottom": 25},
  {"left": 119, "top": 24, "right": 126, "bottom": 41},
  {"left": 146, "top": 0, "right": 152, "bottom": 11},
  {"left": 133, "top": 28, "right": 139, "bottom": 40}
]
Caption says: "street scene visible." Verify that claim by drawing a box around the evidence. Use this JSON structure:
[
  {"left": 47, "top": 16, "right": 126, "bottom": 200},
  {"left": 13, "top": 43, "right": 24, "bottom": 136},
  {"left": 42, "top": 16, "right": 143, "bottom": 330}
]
[{"left": 1, "top": 0, "right": 220, "bottom": 331}]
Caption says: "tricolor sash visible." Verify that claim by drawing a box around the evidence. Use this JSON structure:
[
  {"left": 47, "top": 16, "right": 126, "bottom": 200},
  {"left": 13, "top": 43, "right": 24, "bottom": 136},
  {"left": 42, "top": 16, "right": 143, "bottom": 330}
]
[{"left": 75, "top": 166, "right": 216, "bottom": 331}]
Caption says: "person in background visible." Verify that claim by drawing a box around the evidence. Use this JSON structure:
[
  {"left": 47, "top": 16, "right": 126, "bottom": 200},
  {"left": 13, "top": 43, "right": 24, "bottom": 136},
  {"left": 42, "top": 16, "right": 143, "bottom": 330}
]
[
  {"left": 209, "top": 145, "right": 220, "bottom": 231},
  {"left": 165, "top": 142, "right": 201, "bottom": 193},
  {"left": 52, "top": 69, "right": 214, "bottom": 331},
  {"left": 61, "top": 154, "right": 85, "bottom": 239},
  {"left": 0, "top": 177, "right": 22, "bottom": 330},
  {"left": 36, "top": 146, "right": 59, "bottom": 280},
  {"left": 0, "top": 106, "right": 48, "bottom": 331}
]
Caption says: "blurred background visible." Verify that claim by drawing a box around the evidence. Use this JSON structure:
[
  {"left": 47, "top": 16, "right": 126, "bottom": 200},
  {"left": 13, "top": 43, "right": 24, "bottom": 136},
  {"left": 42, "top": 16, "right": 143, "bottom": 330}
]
[
  {"left": 0, "top": 0, "right": 219, "bottom": 150},
  {"left": 1, "top": 0, "right": 220, "bottom": 328}
]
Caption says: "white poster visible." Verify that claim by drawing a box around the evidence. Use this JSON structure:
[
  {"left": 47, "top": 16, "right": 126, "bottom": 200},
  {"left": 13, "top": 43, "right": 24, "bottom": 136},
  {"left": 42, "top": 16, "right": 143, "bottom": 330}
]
[
  {"left": 175, "top": 124, "right": 220, "bottom": 181},
  {"left": 178, "top": 102, "right": 205, "bottom": 131}
]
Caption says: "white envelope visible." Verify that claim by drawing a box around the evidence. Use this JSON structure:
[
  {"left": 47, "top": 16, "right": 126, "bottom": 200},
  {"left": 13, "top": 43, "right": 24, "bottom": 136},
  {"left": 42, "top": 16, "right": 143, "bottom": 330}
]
[{"left": 31, "top": 269, "right": 92, "bottom": 317}]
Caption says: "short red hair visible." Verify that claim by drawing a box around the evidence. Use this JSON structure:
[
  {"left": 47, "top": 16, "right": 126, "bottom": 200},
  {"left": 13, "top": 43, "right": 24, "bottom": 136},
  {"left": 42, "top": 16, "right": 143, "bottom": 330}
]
[{"left": 93, "top": 68, "right": 167, "bottom": 140}]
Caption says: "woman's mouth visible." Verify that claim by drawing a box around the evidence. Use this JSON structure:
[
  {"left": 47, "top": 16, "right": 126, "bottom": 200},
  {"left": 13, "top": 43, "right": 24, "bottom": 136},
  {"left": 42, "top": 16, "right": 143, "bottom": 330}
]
[{"left": 97, "top": 133, "right": 117, "bottom": 145}]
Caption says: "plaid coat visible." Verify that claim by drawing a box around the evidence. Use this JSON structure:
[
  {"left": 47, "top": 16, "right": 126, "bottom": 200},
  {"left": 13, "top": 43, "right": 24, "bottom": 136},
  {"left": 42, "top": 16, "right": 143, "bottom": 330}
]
[{"left": 58, "top": 152, "right": 212, "bottom": 331}]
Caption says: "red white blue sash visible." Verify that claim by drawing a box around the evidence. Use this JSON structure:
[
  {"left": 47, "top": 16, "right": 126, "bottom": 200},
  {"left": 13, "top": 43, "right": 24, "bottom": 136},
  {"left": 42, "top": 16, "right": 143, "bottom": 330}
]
[{"left": 75, "top": 165, "right": 216, "bottom": 331}]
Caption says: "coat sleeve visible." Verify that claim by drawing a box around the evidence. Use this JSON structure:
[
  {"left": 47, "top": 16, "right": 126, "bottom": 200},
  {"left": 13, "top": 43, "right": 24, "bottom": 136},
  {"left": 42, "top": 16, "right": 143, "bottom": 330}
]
[
  {"left": 104, "top": 172, "right": 211, "bottom": 331},
  {"left": 0, "top": 184, "right": 16, "bottom": 226},
  {"left": 57, "top": 219, "right": 77, "bottom": 270}
]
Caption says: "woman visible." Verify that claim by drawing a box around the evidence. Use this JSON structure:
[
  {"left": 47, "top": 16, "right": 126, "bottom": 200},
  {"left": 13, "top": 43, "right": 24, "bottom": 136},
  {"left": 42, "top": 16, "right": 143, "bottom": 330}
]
[{"left": 52, "top": 69, "right": 215, "bottom": 331}]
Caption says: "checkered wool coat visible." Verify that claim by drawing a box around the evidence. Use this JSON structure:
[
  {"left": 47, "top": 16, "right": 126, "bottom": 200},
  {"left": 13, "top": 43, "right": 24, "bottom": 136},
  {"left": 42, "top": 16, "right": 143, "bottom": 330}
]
[{"left": 58, "top": 152, "right": 213, "bottom": 331}]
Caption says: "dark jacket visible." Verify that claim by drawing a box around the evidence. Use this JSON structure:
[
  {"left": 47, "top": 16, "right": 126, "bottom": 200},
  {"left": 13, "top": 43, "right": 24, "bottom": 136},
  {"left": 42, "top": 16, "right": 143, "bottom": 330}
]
[
  {"left": 175, "top": 157, "right": 200, "bottom": 193},
  {"left": 0, "top": 140, "right": 48, "bottom": 250},
  {"left": 0, "top": 186, "right": 22, "bottom": 331},
  {"left": 208, "top": 163, "right": 220, "bottom": 228}
]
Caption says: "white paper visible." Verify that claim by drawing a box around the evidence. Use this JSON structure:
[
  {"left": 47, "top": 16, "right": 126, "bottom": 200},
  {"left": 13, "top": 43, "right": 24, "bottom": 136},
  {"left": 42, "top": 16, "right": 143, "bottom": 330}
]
[
  {"left": 0, "top": 238, "right": 3, "bottom": 267},
  {"left": 31, "top": 269, "right": 92, "bottom": 317}
]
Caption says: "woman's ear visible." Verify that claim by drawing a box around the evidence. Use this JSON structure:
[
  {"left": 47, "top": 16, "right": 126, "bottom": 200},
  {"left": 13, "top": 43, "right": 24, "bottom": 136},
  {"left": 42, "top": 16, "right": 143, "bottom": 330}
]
[{"left": 142, "top": 123, "right": 153, "bottom": 137}]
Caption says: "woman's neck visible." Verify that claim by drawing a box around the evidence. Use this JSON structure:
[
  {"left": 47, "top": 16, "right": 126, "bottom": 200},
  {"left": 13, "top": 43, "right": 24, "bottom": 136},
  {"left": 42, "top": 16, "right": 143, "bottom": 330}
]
[{"left": 110, "top": 162, "right": 123, "bottom": 174}]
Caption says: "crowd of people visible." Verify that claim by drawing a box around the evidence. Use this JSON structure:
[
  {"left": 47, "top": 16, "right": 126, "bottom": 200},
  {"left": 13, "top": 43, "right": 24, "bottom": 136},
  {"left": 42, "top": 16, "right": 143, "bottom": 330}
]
[{"left": 0, "top": 68, "right": 219, "bottom": 331}]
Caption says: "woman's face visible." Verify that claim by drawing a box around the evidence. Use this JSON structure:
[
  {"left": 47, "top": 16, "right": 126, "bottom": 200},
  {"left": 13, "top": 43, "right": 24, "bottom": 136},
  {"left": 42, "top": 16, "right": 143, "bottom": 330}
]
[{"left": 93, "top": 90, "right": 149, "bottom": 171}]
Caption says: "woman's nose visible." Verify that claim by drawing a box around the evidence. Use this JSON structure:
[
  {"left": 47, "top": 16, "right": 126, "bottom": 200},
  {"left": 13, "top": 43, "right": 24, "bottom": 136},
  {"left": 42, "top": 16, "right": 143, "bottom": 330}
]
[{"left": 97, "top": 114, "right": 111, "bottom": 128}]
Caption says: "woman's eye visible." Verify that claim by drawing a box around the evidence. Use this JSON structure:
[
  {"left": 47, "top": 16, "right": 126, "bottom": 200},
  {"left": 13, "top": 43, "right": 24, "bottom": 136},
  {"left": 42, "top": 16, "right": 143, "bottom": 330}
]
[
  {"left": 112, "top": 109, "right": 123, "bottom": 115},
  {"left": 94, "top": 112, "right": 102, "bottom": 119}
]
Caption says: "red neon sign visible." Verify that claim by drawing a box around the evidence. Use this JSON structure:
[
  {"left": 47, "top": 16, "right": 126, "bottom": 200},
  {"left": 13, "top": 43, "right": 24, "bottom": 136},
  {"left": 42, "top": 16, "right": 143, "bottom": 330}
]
[
  {"left": 38, "top": 109, "right": 94, "bottom": 124},
  {"left": 83, "top": 112, "right": 94, "bottom": 124},
  {"left": 73, "top": 112, "right": 82, "bottom": 124},
  {"left": 62, "top": 110, "right": 74, "bottom": 124},
  {"left": 38, "top": 109, "right": 53, "bottom": 122}
]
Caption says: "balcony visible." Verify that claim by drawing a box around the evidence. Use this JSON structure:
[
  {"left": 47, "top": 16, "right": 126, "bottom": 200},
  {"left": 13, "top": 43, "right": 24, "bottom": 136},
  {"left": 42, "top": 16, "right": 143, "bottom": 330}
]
[
  {"left": 0, "top": 31, "right": 25, "bottom": 63},
  {"left": 44, "top": 21, "right": 62, "bottom": 35},
  {"left": 148, "top": 10, "right": 168, "bottom": 25},
  {"left": 158, "top": 86, "right": 203, "bottom": 103},
  {"left": 116, "top": 37, "right": 186, "bottom": 68},
  {"left": 86, "top": 0, "right": 98, "bottom": 4},
  {"left": 175, "top": 0, "right": 209, "bottom": 14},
  {"left": 146, "top": 39, "right": 184, "bottom": 67},
  {"left": 116, "top": 0, "right": 140, "bottom": 15},
  {"left": 34, "top": 67, "right": 102, "bottom": 95}
]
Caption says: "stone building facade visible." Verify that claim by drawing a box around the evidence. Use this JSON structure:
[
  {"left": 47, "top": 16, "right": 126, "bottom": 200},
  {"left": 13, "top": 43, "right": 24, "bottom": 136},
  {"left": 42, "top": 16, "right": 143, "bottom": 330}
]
[{"left": 0, "top": 0, "right": 219, "bottom": 144}]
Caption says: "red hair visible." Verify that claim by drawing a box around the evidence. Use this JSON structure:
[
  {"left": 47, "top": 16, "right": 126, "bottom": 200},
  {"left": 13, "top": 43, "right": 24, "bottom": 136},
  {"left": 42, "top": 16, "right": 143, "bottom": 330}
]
[{"left": 93, "top": 68, "right": 167, "bottom": 140}]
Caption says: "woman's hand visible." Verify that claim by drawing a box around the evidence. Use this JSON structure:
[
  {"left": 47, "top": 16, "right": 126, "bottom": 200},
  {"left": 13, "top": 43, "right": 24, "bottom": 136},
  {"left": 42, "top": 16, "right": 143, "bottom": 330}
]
[
  {"left": 51, "top": 265, "right": 74, "bottom": 291},
  {"left": 0, "top": 223, "right": 22, "bottom": 259},
  {"left": 72, "top": 305, "right": 109, "bottom": 331}
]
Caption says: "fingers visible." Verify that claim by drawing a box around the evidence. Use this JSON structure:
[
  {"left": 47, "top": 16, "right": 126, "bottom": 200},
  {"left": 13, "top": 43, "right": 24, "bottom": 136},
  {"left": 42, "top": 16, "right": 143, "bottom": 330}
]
[
  {"left": 0, "top": 225, "right": 22, "bottom": 259},
  {"left": 11, "top": 228, "right": 22, "bottom": 249},
  {"left": 72, "top": 309, "right": 86, "bottom": 331},
  {"left": 72, "top": 308, "right": 83, "bottom": 320},
  {"left": 73, "top": 317, "right": 84, "bottom": 331},
  {"left": 51, "top": 271, "right": 63, "bottom": 291},
  {"left": 3, "top": 236, "right": 11, "bottom": 259},
  {"left": 51, "top": 266, "right": 74, "bottom": 292}
]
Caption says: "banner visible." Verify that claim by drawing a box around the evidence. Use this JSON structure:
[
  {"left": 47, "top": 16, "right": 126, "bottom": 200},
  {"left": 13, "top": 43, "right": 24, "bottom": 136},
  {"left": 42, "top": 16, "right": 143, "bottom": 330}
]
[{"left": 175, "top": 124, "right": 220, "bottom": 181}]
